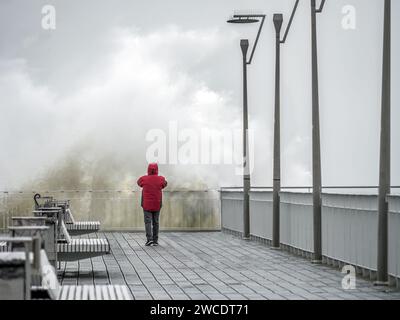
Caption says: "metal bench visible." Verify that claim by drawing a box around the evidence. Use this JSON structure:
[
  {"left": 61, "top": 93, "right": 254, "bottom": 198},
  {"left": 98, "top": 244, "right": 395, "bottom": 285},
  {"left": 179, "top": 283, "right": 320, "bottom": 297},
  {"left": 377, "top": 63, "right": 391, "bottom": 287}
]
[
  {"left": 7, "top": 226, "right": 52, "bottom": 283},
  {"left": 12, "top": 217, "right": 47, "bottom": 227},
  {"left": 29, "top": 208, "right": 110, "bottom": 262},
  {"left": 57, "top": 220, "right": 110, "bottom": 261},
  {"left": 58, "top": 285, "right": 131, "bottom": 300},
  {"left": 0, "top": 236, "right": 132, "bottom": 300},
  {"left": 0, "top": 251, "right": 29, "bottom": 300},
  {"left": 12, "top": 216, "right": 58, "bottom": 267},
  {"left": 64, "top": 208, "right": 101, "bottom": 235},
  {"left": 53, "top": 200, "right": 101, "bottom": 235},
  {"left": 0, "top": 237, "right": 35, "bottom": 300},
  {"left": 35, "top": 194, "right": 101, "bottom": 235}
]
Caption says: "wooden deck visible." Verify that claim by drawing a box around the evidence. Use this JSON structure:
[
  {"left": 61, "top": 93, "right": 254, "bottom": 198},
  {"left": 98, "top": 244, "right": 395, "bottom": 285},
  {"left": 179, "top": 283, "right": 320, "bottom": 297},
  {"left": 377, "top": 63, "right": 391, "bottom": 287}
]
[{"left": 59, "top": 232, "right": 400, "bottom": 300}]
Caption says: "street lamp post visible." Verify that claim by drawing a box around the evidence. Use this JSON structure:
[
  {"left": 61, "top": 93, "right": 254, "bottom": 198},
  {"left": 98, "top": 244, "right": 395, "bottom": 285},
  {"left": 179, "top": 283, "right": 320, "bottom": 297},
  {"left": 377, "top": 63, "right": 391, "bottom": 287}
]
[
  {"left": 273, "top": 15, "right": 283, "bottom": 248},
  {"left": 377, "top": 0, "right": 391, "bottom": 285},
  {"left": 241, "top": 39, "right": 251, "bottom": 239},
  {"left": 310, "top": 0, "right": 326, "bottom": 263},
  {"left": 227, "top": 14, "right": 266, "bottom": 239},
  {"left": 272, "top": 0, "right": 300, "bottom": 249}
]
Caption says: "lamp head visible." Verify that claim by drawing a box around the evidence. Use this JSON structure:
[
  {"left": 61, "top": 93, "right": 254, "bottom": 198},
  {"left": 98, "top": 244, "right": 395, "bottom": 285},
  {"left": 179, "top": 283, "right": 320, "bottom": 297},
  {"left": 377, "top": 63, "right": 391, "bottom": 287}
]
[
  {"left": 227, "top": 15, "right": 260, "bottom": 24},
  {"left": 240, "top": 39, "right": 249, "bottom": 57},
  {"left": 273, "top": 14, "right": 283, "bottom": 33},
  {"left": 227, "top": 18, "right": 259, "bottom": 24}
]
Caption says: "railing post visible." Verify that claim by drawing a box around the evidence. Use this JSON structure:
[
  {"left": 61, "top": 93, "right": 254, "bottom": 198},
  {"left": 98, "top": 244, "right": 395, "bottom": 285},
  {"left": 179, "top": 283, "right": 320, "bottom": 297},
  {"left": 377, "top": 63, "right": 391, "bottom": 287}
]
[{"left": 377, "top": 0, "right": 391, "bottom": 285}]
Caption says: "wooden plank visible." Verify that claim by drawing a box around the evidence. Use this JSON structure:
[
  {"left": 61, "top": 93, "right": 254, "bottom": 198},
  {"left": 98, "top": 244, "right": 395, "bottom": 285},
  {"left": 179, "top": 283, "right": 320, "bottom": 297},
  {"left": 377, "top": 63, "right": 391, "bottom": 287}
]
[
  {"left": 101, "top": 233, "right": 128, "bottom": 286},
  {"left": 77, "top": 258, "right": 94, "bottom": 286},
  {"left": 62, "top": 259, "right": 79, "bottom": 285},
  {"left": 88, "top": 233, "right": 110, "bottom": 285}
]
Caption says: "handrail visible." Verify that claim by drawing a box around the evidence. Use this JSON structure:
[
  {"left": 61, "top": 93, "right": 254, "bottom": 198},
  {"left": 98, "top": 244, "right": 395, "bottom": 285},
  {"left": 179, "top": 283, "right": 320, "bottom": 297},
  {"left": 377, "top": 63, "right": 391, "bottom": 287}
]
[
  {"left": 221, "top": 186, "right": 400, "bottom": 190},
  {"left": 1, "top": 187, "right": 399, "bottom": 195},
  {"left": 0, "top": 189, "right": 219, "bottom": 194}
]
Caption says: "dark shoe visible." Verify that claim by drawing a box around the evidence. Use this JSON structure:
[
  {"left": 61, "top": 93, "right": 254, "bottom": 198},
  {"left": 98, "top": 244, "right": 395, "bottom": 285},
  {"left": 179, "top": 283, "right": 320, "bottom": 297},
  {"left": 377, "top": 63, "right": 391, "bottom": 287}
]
[
  {"left": 145, "top": 240, "right": 153, "bottom": 246},
  {"left": 151, "top": 241, "right": 158, "bottom": 246}
]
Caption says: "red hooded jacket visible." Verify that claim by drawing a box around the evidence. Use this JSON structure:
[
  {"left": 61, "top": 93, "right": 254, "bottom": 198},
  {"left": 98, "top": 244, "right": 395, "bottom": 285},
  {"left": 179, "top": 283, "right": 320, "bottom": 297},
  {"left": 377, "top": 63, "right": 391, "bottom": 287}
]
[{"left": 137, "top": 163, "right": 167, "bottom": 212}]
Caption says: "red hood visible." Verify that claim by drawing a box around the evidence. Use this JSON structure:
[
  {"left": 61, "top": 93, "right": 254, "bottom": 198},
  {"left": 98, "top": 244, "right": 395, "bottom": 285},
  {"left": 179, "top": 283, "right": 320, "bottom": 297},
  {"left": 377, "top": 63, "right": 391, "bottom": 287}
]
[{"left": 147, "top": 163, "right": 159, "bottom": 175}]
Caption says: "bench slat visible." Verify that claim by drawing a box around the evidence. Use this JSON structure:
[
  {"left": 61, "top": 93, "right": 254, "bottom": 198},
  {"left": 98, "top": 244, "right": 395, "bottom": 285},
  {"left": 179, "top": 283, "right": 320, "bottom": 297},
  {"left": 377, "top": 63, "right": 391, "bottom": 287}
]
[
  {"left": 65, "top": 221, "right": 100, "bottom": 231},
  {"left": 114, "top": 285, "right": 123, "bottom": 300},
  {"left": 88, "top": 286, "right": 95, "bottom": 300},
  {"left": 75, "top": 285, "right": 82, "bottom": 300},
  {"left": 57, "top": 285, "right": 131, "bottom": 300},
  {"left": 60, "top": 285, "right": 69, "bottom": 300},
  {"left": 68, "top": 285, "right": 76, "bottom": 300},
  {"left": 57, "top": 239, "right": 110, "bottom": 253},
  {"left": 108, "top": 285, "right": 116, "bottom": 300},
  {"left": 82, "top": 285, "right": 90, "bottom": 300},
  {"left": 95, "top": 286, "right": 102, "bottom": 300},
  {"left": 120, "top": 285, "right": 131, "bottom": 300}
]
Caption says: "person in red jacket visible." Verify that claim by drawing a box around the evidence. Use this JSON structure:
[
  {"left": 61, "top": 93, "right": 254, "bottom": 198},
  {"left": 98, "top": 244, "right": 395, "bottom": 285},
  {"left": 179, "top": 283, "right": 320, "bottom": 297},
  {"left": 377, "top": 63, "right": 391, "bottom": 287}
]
[{"left": 137, "top": 163, "right": 167, "bottom": 246}]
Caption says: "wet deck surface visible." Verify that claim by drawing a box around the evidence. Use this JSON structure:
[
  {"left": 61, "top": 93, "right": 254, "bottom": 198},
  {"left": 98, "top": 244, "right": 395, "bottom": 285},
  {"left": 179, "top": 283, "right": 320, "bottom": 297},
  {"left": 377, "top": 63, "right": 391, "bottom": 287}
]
[{"left": 59, "top": 232, "right": 400, "bottom": 300}]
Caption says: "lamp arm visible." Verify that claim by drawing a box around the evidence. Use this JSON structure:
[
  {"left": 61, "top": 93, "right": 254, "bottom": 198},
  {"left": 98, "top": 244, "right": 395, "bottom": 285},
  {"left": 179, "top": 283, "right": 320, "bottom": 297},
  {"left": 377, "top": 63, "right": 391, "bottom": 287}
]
[
  {"left": 316, "top": 0, "right": 326, "bottom": 13},
  {"left": 281, "top": 0, "right": 300, "bottom": 44},
  {"left": 247, "top": 15, "right": 266, "bottom": 64}
]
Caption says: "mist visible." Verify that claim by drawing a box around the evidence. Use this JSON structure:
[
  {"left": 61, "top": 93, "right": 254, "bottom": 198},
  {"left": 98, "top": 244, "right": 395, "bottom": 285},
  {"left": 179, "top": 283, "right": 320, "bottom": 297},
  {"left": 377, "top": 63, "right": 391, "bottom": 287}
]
[{"left": 0, "top": 0, "right": 399, "bottom": 193}]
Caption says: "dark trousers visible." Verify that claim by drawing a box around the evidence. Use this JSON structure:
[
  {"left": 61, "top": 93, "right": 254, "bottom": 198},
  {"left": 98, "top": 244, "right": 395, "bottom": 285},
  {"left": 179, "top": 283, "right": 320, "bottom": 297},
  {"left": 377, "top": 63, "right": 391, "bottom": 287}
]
[{"left": 144, "top": 210, "right": 160, "bottom": 242}]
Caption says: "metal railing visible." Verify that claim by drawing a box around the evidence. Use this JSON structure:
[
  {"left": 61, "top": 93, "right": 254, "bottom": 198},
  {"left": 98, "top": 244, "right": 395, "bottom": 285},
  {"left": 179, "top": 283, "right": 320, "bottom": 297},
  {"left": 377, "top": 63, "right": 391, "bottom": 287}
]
[
  {"left": 388, "top": 196, "right": 400, "bottom": 284},
  {"left": 0, "top": 190, "right": 221, "bottom": 232},
  {"left": 221, "top": 186, "right": 400, "bottom": 192},
  {"left": 220, "top": 186, "right": 400, "bottom": 286}
]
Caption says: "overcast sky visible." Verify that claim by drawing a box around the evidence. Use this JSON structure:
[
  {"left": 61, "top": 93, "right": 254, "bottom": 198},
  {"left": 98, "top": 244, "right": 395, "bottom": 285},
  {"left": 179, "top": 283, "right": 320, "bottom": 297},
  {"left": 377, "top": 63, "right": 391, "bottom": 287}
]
[{"left": 0, "top": 0, "right": 398, "bottom": 191}]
